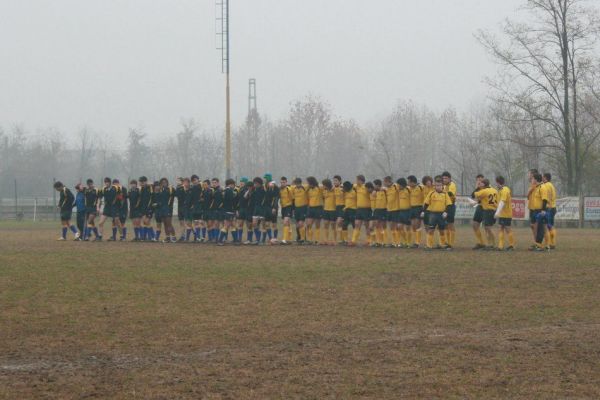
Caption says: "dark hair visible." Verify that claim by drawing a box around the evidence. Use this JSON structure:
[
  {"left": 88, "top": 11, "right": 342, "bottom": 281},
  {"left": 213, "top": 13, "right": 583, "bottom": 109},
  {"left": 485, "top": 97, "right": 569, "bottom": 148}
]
[
  {"left": 306, "top": 176, "right": 318, "bottom": 187},
  {"left": 495, "top": 176, "right": 505, "bottom": 185},
  {"left": 86, "top": 178, "right": 94, "bottom": 185},
  {"left": 543, "top": 172, "right": 552, "bottom": 181},
  {"left": 322, "top": 179, "right": 333, "bottom": 190},
  {"left": 225, "top": 178, "right": 235, "bottom": 186},
  {"left": 53, "top": 181, "right": 63, "bottom": 189},
  {"left": 407, "top": 175, "right": 417, "bottom": 184},
  {"left": 384, "top": 176, "right": 393, "bottom": 183},
  {"left": 365, "top": 182, "right": 374, "bottom": 190},
  {"left": 211, "top": 178, "right": 219, "bottom": 183},
  {"left": 293, "top": 177, "right": 302, "bottom": 185},
  {"left": 442, "top": 171, "right": 451, "bottom": 178},
  {"left": 183, "top": 177, "right": 190, "bottom": 183},
  {"left": 130, "top": 179, "right": 138, "bottom": 185},
  {"left": 160, "top": 177, "right": 168, "bottom": 185},
  {"left": 253, "top": 177, "right": 264, "bottom": 185},
  {"left": 476, "top": 174, "right": 484, "bottom": 179},
  {"left": 422, "top": 176, "right": 433, "bottom": 185},
  {"left": 533, "top": 173, "right": 542, "bottom": 183},
  {"left": 342, "top": 181, "right": 353, "bottom": 192},
  {"left": 373, "top": 179, "right": 382, "bottom": 186},
  {"left": 333, "top": 175, "right": 342, "bottom": 181},
  {"left": 139, "top": 176, "right": 147, "bottom": 182},
  {"left": 482, "top": 178, "right": 490, "bottom": 187},
  {"left": 153, "top": 181, "right": 160, "bottom": 187},
  {"left": 529, "top": 168, "right": 539, "bottom": 175},
  {"left": 112, "top": 178, "right": 120, "bottom": 184},
  {"left": 434, "top": 175, "right": 443, "bottom": 183},
  {"left": 280, "top": 176, "right": 288, "bottom": 181},
  {"left": 104, "top": 177, "right": 111, "bottom": 183},
  {"left": 191, "top": 174, "right": 199, "bottom": 181},
  {"left": 397, "top": 178, "right": 407, "bottom": 187},
  {"left": 203, "top": 179, "right": 210, "bottom": 185},
  {"left": 356, "top": 175, "right": 366, "bottom": 183}
]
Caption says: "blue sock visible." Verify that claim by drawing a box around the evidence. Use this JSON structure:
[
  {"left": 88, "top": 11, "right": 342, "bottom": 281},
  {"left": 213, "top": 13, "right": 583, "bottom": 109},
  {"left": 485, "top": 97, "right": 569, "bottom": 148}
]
[
  {"left": 232, "top": 230, "right": 238, "bottom": 242},
  {"left": 62, "top": 227, "right": 67, "bottom": 239},
  {"left": 156, "top": 230, "right": 161, "bottom": 240},
  {"left": 273, "top": 229, "right": 278, "bottom": 239},
  {"left": 186, "top": 228, "right": 192, "bottom": 241},
  {"left": 84, "top": 227, "right": 90, "bottom": 239},
  {"left": 70, "top": 225, "right": 78, "bottom": 234},
  {"left": 112, "top": 227, "right": 117, "bottom": 240},
  {"left": 149, "top": 227, "right": 155, "bottom": 240},
  {"left": 219, "top": 230, "right": 226, "bottom": 242},
  {"left": 254, "top": 228, "right": 261, "bottom": 242},
  {"left": 266, "top": 229, "right": 272, "bottom": 240},
  {"left": 202, "top": 227, "right": 207, "bottom": 239},
  {"left": 121, "top": 227, "right": 127, "bottom": 239},
  {"left": 194, "top": 227, "right": 200, "bottom": 240},
  {"left": 93, "top": 227, "right": 99, "bottom": 237},
  {"left": 247, "top": 230, "right": 253, "bottom": 242}
]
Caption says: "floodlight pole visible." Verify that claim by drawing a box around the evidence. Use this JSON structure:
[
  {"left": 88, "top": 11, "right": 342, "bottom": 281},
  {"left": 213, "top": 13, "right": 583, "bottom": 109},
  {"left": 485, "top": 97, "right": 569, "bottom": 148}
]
[{"left": 217, "top": 0, "right": 231, "bottom": 179}]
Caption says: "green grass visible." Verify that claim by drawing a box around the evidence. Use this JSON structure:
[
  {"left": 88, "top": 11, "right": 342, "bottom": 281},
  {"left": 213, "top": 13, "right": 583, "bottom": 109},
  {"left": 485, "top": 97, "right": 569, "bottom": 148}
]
[{"left": 1, "top": 224, "right": 600, "bottom": 399}]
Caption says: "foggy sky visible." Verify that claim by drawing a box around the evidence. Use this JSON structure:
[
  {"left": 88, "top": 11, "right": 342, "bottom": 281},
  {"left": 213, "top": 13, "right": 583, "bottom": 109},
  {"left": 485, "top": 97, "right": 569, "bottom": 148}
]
[{"left": 0, "top": 0, "right": 522, "bottom": 143}]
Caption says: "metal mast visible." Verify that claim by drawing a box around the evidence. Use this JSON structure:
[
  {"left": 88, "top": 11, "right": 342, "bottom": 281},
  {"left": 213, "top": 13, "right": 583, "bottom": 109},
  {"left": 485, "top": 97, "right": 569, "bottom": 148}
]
[{"left": 216, "top": 0, "right": 231, "bottom": 178}]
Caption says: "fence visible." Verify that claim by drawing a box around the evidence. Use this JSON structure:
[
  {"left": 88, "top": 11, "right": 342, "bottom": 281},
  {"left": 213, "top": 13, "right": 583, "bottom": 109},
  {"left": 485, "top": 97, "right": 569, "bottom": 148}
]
[{"left": 1, "top": 196, "right": 600, "bottom": 227}]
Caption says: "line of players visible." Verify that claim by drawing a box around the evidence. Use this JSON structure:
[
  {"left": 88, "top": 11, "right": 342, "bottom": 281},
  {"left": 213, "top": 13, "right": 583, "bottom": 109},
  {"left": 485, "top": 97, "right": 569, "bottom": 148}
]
[{"left": 53, "top": 170, "right": 557, "bottom": 251}]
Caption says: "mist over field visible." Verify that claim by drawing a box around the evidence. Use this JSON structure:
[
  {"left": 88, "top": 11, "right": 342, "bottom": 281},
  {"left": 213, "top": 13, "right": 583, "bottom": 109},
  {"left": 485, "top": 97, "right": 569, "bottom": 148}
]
[{"left": 1, "top": 0, "right": 599, "bottom": 198}]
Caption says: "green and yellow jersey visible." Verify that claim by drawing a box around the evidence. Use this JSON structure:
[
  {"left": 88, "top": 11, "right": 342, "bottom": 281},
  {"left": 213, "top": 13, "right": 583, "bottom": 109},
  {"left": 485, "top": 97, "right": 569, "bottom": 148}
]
[
  {"left": 398, "top": 187, "right": 411, "bottom": 210},
  {"left": 528, "top": 183, "right": 548, "bottom": 210},
  {"left": 424, "top": 191, "right": 452, "bottom": 213},
  {"left": 475, "top": 187, "right": 499, "bottom": 211},
  {"left": 323, "top": 188, "right": 336, "bottom": 211},
  {"left": 334, "top": 186, "right": 345, "bottom": 207},
  {"left": 385, "top": 184, "right": 399, "bottom": 212},
  {"left": 355, "top": 184, "right": 371, "bottom": 209},
  {"left": 292, "top": 185, "right": 308, "bottom": 208},
  {"left": 544, "top": 182, "right": 557, "bottom": 208},
  {"left": 498, "top": 186, "right": 513, "bottom": 219},
  {"left": 344, "top": 188, "right": 357, "bottom": 210},
  {"left": 279, "top": 185, "right": 293, "bottom": 208},
  {"left": 409, "top": 185, "right": 424, "bottom": 208},
  {"left": 444, "top": 181, "right": 457, "bottom": 204},
  {"left": 374, "top": 189, "right": 387, "bottom": 210}
]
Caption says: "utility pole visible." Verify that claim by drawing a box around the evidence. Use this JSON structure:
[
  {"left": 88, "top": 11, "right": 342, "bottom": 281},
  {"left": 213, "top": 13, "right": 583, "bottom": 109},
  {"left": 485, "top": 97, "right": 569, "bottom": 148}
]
[{"left": 216, "top": 0, "right": 231, "bottom": 179}]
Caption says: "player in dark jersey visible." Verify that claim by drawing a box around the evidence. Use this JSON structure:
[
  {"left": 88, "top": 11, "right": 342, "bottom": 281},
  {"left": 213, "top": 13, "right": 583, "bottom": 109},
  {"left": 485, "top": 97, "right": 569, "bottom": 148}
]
[
  {"left": 237, "top": 178, "right": 252, "bottom": 243},
  {"left": 264, "top": 173, "right": 280, "bottom": 243},
  {"left": 83, "top": 179, "right": 100, "bottom": 240},
  {"left": 217, "top": 179, "right": 238, "bottom": 245},
  {"left": 128, "top": 179, "right": 143, "bottom": 241},
  {"left": 54, "top": 181, "right": 80, "bottom": 241},
  {"left": 138, "top": 176, "right": 154, "bottom": 241}
]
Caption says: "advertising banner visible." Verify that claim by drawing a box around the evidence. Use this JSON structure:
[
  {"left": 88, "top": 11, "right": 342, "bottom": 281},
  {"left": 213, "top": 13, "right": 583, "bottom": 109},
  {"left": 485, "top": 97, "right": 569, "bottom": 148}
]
[
  {"left": 584, "top": 197, "right": 600, "bottom": 221},
  {"left": 555, "top": 197, "right": 580, "bottom": 221}
]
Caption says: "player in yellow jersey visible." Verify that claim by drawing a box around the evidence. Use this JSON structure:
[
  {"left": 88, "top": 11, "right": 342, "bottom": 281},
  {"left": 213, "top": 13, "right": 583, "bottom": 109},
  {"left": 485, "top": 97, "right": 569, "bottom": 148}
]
[
  {"left": 528, "top": 173, "right": 549, "bottom": 251},
  {"left": 333, "top": 175, "right": 345, "bottom": 244},
  {"left": 372, "top": 179, "right": 388, "bottom": 247},
  {"left": 441, "top": 171, "right": 457, "bottom": 248},
  {"left": 350, "top": 175, "right": 372, "bottom": 246},
  {"left": 422, "top": 179, "right": 452, "bottom": 250},
  {"left": 407, "top": 175, "right": 424, "bottom": 248},
  {"left": 367, "top": 181, "right": 377, "bottom": 245},
  {"left": 542, "top": 173, "right": 557, "bottom": 250},
  {"left": 342, "top": 180, "right": 357, "bottom": 244},
  {"left": 469, "top": 178, "right": 498, "bottom": 250},
  {"left": 421, "top": 176, "right": 434, "bottom": 244},
  {"left": 321, "top": 178, "right": 337, "bottom": 245},
  {"left": 396, "top": 178, "right": 412, "bottom": 248},
  {"left": 526, "top": 169, "right": 539, "bottom": 238},
  {"left": 305, "top": 176, "right": 323, "bottom": 244},
  {"left": 494, "top": 176, "right": 515, "bottom": 251},
  {"left": 383, "top": 176, "right": 400, "bottom": 247},
  {"left": 470, "top": 174, "right": 486, "bottom": 249},
  {"left": 292, "top": 177, "right": 309, "bottom": 243},
  {"left": 278, "top": 177, "right": 294, "bottom": 245}
]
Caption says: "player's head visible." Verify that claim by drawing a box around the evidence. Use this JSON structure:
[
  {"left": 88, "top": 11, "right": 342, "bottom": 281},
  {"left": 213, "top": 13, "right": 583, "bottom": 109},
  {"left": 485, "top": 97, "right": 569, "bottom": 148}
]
[
  {"left": 129, "top": 179, "right": 138, "bottom": 189},
  {"left": 253, "top": 177, "right": 264, "bottom": 188},
  {"left": 176, "top": 177, "right": 183, "bottom": 186},
  {"left": 112, "top": 178, "right": 120, "bottom": 185},
  {"left": 435, "top": 180, "right": 444, "bottom": 192},
  {"left": 280, "top": 177, "right": 288, "bottom": 187},
  {"left": 53, "top": 181, "right": 64, "bottom": 191},
  {"left": 86, "top": 178, "right": 94, "bottom": 187},
  {"left": 476, "top": 174, "right": 484, "bottom": 183},
  {"left": 441, "top": 171, "right": 451, "bottom": 184},
  {"left": 397, "top": 177, "right": 407, "bottom": 188},
  {"left": 434, "top": 175, "right": 443, "bottom": 184},
  {"left": 159, "top": 177, "right": 169, "bottom": 187},
  {"left": 263, "top": 173, "right": 273, "bottom": 183},
  {"left": 342, "top": 181, "right": 353, "bottom": 192},
  {"left": 333, "top": 175, "right": 342, "bottom": 186},
  {"left": 407, "top": 175, "right": 417, "bottom": 186},
  {"left": 183, "top": 177, "right": 191, "bottom": 188},
  {"left": 306, "top": 176, "right": 318, "bottom": 188},
  {"left": 139, "top": 176, "right": 148, "bottom": 186},
  {"left": 495, "top": 176, "right": 505, "bottom": 187},
  {"left": 293, "top": 177, "right": 302, "bottom": 186},
  {"left": 225, "top": 178, "right": 235, "bottom": 187},
  {"left": 383, "top": 176, "right": 393, "bottom": 186},
  {"left": 365, "top": 181, "right": 374, "bottom": 193},
  {"left": 322, "top": 178, "right": 333, "bottom": 190},
  {"left": 422, "top": 176, "right": 433, "bottom": 187},
  {"left": 75, "top": 183, "right": 83, "bottom": 192},
  {"left": 211, "top": 178, "right": 219, "bottom": 188},
  {"left": 373, "top": 179, "right": 382, "bottom": 189},
  {"left": 532, "top": 173, "right": 542, "bottom": 184},
  {"left": 240, "top": 177, "right": 248, "bottom": 187},
  {"left": 356, "top": 175, "right": 366, "bottom": 185},
  {"left": 103, "top": 177, "right": 111, "bottom": 187},
  {"left": 543, "top": 172, "right": 552, "bottom": 182},
  {"left": 481, "top": 178, "right": 490, "bottom": 188},
  {"left": 191, "top": 174, "right": 199, "bottom": 184},
  {"left": 528, "top": 168, "right": 539, "bottom": 180}
]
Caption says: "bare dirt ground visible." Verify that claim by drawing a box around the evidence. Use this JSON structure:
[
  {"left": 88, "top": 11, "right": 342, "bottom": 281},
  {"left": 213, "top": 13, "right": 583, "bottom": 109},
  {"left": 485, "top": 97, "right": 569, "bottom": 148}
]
[{"left": 1, "top": 222, "right": 600, "bottom": 399}]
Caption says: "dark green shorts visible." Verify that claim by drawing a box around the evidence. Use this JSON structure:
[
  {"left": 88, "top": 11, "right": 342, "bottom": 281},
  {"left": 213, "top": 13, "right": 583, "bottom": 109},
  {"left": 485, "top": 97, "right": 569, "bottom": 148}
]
[
  {"left": 344, "top": 208, "right": 356, "bottom": 225},
  {"left": 307, "top": 206, "right": 323, "bottom": 220},
  {"left": 60, "top": 210, "right": 72, "bottom": 221},
  {"left": 428, "top": 212, "right": 447, "bottom": 230},
  {"left": 499, "top": 217, "right": 512, "bottom": 227},
  {"left": 397, "top": 210, "right": 411, "bottom": 225},
  {"left": 336, "top": 205, "right": 345, "bottom": 219},
  {"left": 482, "top": 209, "right": 496, "bottom": 226},
  {"left": 356, "top": 207, "right": 372, "bottom": 221},
  {"left": 295, "top": 206, "right": 308, "bottom": 221},
  {"left": 322, "top": 210, "right": 337, "bottom": 221},
  {"left": 281, "top": 206, "right": 293, "bottom": 218},
  {"left": 373, "top": 208, "right": 387, "bottom": 221},
  {"left": 410, "top": 206, "right": 423, "bottom": 220},
  {"left": 473, "top": 205, "right": 484, "bottom": 223}
]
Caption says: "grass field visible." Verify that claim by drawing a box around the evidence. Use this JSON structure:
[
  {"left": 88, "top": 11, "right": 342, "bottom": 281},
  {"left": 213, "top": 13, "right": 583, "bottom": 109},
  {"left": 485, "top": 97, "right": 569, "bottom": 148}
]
[{"left": 1, "top": 222, "right": 600, "bottom": 399}]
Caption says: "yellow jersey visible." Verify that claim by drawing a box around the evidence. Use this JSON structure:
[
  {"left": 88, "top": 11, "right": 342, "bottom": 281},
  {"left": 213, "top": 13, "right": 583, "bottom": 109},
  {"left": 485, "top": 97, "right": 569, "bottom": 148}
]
[
  {"left": 385, "top": 184, "right": 399, "bottom": 212},
  {"left": 544, "top": 182, "right": 557, "bottom": 208},
  {"left": 344, "top": 188, "right": 357, "bottom": 210},
  {"left": 370, "top": 191, "right": 377, "bottom": 210},
  {"left": 528, "top": 183, "right": 548, "bottom": 210},
  {"left": 497, "top": 186, "right": 513, "bottom": 219},
  {"left": 475, "top": 187, "right": 499, "bottom": 210},
  {"left": 409, "top": 184, "right": 424, "bottom": 207},
  {"left": 323, "top": 188, "right": 336, "bottom": 211},
  {"left": 279, "top": 185, "right": 293, "bottom": 208},
  {"left": 398, "top": 187, "right": 411, "bottom": 210},
  {"left": 355, "top": 184, "right": 371, "bottom": 208},
  {"left": 375, "top": 190, "right": 387, "bottom": 209},
  {"left": 292, "top": 185, "right": 308, "bottom": 207},
  {"left": 424, "top": 191, "right": 452, "bottom": 212},
  {"left": 422, "top": 185, "right": 434, "bottom": 206},
  {"left": 444, "top": 181, "right": 457, "bottom": 204},
  {"left": 307, "top": 186, "right": 323, "bottom": 207},
  {"left": 334, "top": 186, "right": 345, "bottom": 207}
]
